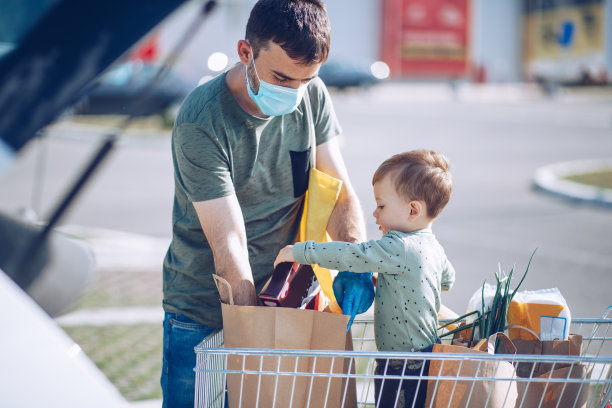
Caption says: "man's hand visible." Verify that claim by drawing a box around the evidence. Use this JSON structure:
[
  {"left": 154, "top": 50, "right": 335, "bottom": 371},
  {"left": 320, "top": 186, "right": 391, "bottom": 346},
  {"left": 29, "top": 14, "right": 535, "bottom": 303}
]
[
  {"left": 274, "top": 245, "right": 295, "bottom": 268},
  {"left": 333, "top": 271, "right": 374, "bottom": 332}
]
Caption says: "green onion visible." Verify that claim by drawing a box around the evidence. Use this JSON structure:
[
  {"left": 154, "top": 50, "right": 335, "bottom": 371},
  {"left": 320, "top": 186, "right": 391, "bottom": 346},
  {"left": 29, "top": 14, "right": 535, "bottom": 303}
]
[{"left": 438, "top": 248, "right": 538, "bottom": 349}]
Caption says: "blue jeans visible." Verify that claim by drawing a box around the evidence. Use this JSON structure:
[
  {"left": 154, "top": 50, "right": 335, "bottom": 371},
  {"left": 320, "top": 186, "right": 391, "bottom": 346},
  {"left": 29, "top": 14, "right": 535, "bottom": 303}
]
[{"left": 161, "top": 312, "right": 215, "bottom": 408}]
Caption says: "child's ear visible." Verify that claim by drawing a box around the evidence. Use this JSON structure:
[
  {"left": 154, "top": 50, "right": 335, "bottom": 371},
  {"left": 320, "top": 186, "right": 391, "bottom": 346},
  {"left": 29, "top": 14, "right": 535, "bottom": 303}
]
[{"left": 408, "top": 201, "right": 422, "bottom": 219}]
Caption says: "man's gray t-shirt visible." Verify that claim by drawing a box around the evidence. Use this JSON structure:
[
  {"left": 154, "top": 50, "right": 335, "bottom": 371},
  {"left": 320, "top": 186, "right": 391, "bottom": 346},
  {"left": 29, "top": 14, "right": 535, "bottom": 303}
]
[{"left": 163, "top": 73, "right": 342, "bottom": 327}]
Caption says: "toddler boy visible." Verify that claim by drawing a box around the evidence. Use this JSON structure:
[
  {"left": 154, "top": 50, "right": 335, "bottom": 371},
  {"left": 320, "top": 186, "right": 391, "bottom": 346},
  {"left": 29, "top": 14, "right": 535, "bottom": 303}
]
[{"left": 275, "top": 149, "right": 456, "bottom": 407}]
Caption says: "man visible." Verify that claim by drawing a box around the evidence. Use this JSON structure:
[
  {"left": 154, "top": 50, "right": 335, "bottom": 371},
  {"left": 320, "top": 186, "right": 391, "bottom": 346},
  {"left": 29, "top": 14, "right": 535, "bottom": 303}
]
[{"left": 161, "top": 0, "right": 374, "bottom": 405}]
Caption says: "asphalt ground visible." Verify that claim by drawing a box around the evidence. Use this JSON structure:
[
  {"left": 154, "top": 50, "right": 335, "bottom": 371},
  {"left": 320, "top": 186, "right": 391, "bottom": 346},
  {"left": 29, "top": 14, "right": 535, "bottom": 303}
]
[{"left": 1, "top": 81, "right": 611, "bottom": 403}]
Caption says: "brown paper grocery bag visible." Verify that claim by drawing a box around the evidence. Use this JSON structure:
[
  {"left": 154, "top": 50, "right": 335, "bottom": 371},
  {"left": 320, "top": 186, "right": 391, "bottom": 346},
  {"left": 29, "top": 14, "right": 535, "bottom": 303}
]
[
  {"left": 514, "top": 364, "right": 590, "bottom": 408},
  {"left": 496, "top": 334, "right": 590, "bottom": 408},
  {"left": 213, "top": 275, "right": 357, "bottom": 408},
  {"left": 498, "top": 334, "right": 582, "bottom": 377},
  {"left": 426, "top": 334, "right": 518, "bottom": 408}
]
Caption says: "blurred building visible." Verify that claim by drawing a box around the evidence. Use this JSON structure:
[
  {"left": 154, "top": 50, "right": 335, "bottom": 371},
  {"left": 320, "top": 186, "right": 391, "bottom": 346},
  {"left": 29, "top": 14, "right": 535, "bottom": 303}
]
[
  {"left": 522, "top": 0, "right": 611, "bottom": 85},
  {"left": 139, "top": 0, "right": 611, "bottom": 85}
]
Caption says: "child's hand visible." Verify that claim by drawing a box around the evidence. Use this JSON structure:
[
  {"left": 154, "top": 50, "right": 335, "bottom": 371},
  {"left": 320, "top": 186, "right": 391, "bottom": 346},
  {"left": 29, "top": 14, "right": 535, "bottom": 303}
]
[{"left": 274, "top": 245, "right": 295, "bottom": 268}]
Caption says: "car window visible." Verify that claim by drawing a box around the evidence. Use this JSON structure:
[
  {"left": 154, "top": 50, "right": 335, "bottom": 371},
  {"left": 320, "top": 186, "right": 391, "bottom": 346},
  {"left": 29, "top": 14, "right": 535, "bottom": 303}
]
[{"left": 0, "top": 0, "right": 61, "bottom": 59}]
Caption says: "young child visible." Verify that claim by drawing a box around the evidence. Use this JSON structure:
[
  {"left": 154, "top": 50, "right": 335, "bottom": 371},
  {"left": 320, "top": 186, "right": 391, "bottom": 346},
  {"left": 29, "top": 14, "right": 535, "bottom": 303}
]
[{"left": 274, "top": 149, "right": 455, "bottom": 408}]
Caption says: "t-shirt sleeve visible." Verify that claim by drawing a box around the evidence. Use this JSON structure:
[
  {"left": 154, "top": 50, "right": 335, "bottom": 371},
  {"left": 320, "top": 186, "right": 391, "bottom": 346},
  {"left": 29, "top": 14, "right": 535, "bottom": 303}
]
[
  {"left": 308, "top": 78, "right": 342, "bottom": 146},
  {"left": 441, "top": 257, "right": 455, "bottom": 291},
  {"left": 293, "top": 236, "right": 404, "bottom": 274},
  {"left": 173, "top": 121, "right": 234, "bottom": 202}
]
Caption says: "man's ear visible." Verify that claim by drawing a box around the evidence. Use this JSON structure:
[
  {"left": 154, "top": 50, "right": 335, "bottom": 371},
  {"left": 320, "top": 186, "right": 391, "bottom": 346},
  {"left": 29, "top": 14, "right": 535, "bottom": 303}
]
[
  {"left": 237, "top": 40, "right": 251, "bottom": 65},
  {"left": 408, "top": 200, "right": 422, "bottom": 220}
]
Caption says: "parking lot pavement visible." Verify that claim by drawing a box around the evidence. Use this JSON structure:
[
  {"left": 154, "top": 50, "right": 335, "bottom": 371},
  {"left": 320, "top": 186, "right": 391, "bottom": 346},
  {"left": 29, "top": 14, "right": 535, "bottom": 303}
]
[{"left": 53, "top": 225, "right": 168, "bottom": 403}]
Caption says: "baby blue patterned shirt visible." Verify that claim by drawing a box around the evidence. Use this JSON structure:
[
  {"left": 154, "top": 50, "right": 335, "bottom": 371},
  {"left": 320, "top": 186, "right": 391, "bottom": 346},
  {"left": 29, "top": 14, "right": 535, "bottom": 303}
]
[{"left": 293, "top": 229, "right": 455, "bottom": 351}]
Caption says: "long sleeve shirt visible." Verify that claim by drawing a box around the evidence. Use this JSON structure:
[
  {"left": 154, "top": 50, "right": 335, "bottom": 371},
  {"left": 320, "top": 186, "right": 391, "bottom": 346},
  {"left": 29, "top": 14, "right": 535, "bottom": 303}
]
[{"left": 293, "top": 229, "right": 455, "bottom": 351}]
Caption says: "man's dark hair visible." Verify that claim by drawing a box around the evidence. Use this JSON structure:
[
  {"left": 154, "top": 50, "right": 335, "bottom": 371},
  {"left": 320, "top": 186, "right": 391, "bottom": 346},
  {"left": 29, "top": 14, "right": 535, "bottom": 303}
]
[{"left": 245, "top": 0, "right": 331, "bottom": 65}]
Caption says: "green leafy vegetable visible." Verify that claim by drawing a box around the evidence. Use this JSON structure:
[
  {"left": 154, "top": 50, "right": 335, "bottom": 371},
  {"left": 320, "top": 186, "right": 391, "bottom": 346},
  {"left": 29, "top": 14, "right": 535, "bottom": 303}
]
[{"left": 439, "top": 248, "right": 537, "bottom": 350}]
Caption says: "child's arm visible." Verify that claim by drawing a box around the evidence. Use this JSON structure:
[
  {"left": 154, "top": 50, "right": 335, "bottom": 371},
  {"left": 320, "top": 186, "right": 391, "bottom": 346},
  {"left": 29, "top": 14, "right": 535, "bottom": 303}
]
[
  {"left": 274, "top": 245, "right": 295, "bottom": 267},
  {"left": 293, "top": 236, "right": 404, "bottom": 274},
  {"left": 441, "top": 258, "right": 455, "bottom": 291}
]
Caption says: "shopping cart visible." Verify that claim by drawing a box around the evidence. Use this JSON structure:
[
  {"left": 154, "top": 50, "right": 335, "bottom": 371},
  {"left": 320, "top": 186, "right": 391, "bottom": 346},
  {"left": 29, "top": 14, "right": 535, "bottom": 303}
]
[{"left": 194, "top": 307, "right": 612, "bottom": 408}]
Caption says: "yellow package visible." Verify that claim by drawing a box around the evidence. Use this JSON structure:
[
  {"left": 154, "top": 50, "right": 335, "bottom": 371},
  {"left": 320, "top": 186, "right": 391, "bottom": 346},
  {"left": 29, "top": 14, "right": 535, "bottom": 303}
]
[{"left": 507, "top": 288, "right": 570, "bottom": 340}]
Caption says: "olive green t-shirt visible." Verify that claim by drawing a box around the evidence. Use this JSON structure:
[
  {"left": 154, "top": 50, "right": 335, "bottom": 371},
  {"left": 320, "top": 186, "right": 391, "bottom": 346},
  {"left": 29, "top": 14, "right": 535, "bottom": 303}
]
[{"left": 162, "top": 73, "right": 342, "bottom": 327}]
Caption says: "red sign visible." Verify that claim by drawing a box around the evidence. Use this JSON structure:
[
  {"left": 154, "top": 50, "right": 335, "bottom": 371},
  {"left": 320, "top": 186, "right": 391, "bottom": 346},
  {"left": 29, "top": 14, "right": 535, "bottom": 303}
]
[{"left": 381, "top": 0, "right": 471, "bottom": 78}]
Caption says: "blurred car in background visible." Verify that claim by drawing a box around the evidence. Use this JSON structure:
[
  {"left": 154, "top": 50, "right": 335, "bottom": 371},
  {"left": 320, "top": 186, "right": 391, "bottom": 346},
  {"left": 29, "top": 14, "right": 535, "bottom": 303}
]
[
  {"left": 318, "top": 59, "right": 390, "bottom": 90},
  {"left": 73, "top": 61, "right": 194, "bottom": 116}
]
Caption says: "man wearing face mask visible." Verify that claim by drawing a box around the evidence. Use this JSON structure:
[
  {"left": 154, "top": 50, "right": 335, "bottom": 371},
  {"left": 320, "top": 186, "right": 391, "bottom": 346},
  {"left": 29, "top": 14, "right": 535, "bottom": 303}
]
[{"left": 161, "top": 1, "right": 374, "bottom": 405}]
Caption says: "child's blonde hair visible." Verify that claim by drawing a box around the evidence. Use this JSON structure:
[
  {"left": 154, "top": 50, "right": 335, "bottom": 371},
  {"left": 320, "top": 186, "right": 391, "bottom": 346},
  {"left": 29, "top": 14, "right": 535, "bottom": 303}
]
[{"left": 372, "top": 150, "right": 452, "bottom": 218}]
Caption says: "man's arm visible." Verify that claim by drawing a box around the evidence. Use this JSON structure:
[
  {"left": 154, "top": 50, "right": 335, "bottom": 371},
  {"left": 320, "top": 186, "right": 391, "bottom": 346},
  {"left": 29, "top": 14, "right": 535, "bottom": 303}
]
[
  {"left": 193, "top": 195, "right": 258, "bottom": 306},
  {"left": 315, "top": 138, "right": 373, "bottom": 328},
  {"left": 315, "top": 138, "right": 367, "bottom": 243}
]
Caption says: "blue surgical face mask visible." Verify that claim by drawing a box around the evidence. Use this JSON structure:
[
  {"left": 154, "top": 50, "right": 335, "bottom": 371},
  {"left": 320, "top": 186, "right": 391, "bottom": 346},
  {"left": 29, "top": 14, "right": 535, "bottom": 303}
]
[{"left": 245, "top": 53, "right": 308, "bottom": 116}]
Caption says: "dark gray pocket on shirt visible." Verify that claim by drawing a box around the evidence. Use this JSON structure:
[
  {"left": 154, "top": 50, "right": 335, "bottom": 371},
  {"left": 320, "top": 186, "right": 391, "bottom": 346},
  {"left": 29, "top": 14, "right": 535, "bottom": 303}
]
[{"left": 290, "top": 148, "right": 311, "bottom": 198}]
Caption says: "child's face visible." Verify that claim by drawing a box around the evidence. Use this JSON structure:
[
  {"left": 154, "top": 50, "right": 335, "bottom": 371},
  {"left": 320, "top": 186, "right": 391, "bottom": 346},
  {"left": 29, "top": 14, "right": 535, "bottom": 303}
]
[{"left": 372, "top": 175, "right": 413, "bottom": 235}]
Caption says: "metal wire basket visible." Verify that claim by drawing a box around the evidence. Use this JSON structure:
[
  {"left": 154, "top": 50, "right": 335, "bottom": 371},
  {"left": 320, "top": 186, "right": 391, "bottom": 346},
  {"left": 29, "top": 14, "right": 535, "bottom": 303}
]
[{"left": 195, "top": 307, "right": 612, "bottom": 408}]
